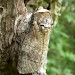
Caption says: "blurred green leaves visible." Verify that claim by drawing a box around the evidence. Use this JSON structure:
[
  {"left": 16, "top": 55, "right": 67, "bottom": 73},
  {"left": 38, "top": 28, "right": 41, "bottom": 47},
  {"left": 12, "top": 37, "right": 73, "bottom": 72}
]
[{"left": 47, "top": 0, "right": 75, "bottom": 75}]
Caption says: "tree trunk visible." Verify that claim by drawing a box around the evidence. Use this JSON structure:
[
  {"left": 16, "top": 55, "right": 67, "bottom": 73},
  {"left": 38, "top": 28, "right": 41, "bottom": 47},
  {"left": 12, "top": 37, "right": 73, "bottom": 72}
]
[{"left": 0, "top": 0, "right": 62, "bottom": 75}]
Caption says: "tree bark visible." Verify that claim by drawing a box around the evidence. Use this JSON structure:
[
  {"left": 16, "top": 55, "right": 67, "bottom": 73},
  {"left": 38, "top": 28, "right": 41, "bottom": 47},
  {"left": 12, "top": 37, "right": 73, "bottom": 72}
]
[
  {"left": 0, "top": 0, "right": 19, "bottom": 75},
  {"left": 0, "top": 0, "right": 62, "bottom": 75}
]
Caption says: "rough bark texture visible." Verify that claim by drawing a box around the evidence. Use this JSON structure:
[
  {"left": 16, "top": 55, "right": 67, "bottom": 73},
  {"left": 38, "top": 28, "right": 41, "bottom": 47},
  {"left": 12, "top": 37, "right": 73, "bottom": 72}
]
[{"left": 0, "top": 0, "right": 62, "bottom": 75}]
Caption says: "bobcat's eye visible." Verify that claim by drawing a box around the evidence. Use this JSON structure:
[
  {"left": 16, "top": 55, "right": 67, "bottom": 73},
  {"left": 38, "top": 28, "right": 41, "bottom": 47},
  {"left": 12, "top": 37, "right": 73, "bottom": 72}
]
[
  {"left": 40, "top": 25, "right": 44, "bottom": 27},
  {"left": 40, "top": 17, "right": 53, "bottom": 28}
]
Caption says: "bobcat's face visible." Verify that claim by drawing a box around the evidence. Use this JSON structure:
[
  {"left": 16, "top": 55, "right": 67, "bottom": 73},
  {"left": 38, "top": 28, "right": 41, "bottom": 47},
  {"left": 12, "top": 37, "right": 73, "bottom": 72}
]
[
  {"left": 32, "top": 12, "right": 53, "bottom": 33},
  {"left": 38, "top": 12, "right": 53, "bottom": 29}
]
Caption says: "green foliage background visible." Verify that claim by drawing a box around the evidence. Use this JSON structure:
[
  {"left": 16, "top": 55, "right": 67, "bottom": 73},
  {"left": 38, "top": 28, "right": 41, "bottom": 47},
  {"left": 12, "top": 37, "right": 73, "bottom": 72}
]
[
  {"left": 28, "top": 0, "right": 75, "bottom": 75},
  {"left": 47, "top": 0, "right": 75, "bottom": 75}
]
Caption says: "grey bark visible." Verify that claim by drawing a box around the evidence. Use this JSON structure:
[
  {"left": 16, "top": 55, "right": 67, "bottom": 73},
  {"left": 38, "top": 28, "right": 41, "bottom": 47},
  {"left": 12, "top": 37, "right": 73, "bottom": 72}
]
[
  {"left": 0, "top": 0, "right": 62, "bottom": 75},
  {"left": 0, "top": 0, "right": 19, "bottom": 75}
]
